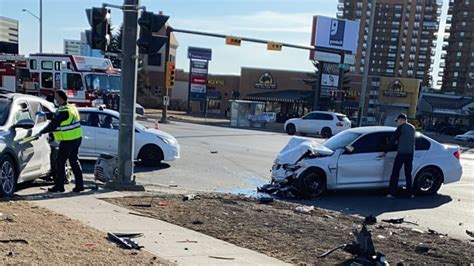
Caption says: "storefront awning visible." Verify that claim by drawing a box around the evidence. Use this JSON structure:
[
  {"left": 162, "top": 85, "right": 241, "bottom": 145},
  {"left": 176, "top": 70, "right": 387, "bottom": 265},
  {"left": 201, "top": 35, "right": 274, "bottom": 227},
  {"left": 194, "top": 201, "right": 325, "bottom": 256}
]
[
  {"left": 420, "top": 95, "right": 473, "bottom": 116},
  {"left": 243, "top": 90, "right": 312, "bottom": 103}
]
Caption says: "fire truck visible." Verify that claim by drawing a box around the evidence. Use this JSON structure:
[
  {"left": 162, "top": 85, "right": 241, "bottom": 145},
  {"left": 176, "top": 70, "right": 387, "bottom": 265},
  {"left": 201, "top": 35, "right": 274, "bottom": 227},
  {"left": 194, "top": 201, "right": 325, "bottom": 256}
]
[
  {"left": 0, "top": 54, "right": 36, "bottom": 93},
  {"left": 27, "top": 53, "right": 121, "bottom": 106}
]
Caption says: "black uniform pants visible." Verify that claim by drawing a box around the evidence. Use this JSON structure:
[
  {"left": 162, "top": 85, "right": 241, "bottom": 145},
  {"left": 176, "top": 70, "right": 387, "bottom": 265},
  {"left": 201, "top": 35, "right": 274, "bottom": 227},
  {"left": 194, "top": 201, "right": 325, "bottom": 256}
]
[
  {"left": 389, "top": 153, "right": 414, "bottom": 196},
  {"left": 55, "top": 138, "right": 83, "bottom": 189}
]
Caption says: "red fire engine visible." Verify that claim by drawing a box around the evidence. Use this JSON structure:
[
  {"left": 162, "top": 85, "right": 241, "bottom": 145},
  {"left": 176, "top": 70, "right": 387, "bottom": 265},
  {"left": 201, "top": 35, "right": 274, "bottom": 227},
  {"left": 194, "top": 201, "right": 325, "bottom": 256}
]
[
  {"left": 27, "top": 53, "right": 121, "bottom": 106},
  {"left": 0, "top": 54, "right": 36, "bottom": 93}
]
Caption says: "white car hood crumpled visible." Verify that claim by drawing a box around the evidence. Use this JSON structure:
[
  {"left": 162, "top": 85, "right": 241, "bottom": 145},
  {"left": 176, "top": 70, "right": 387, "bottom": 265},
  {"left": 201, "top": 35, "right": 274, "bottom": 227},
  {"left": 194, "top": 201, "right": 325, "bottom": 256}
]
[{"left": 275, "top": 137, "right": 334, "bottom": 165}]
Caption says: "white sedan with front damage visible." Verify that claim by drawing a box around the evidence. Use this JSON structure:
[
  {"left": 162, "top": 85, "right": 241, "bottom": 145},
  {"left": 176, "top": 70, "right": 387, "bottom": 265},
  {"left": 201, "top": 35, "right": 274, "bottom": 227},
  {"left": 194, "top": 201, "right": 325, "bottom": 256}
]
[{"left": 262, "top": 127, "right": 463, "bottom": 198}]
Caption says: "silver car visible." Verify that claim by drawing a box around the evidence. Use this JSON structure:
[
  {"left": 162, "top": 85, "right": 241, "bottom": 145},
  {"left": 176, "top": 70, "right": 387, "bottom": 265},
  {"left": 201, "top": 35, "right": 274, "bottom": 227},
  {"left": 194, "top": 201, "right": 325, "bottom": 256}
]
[{"left": 0, "top": 93, "right": 55, "bottom": 197}]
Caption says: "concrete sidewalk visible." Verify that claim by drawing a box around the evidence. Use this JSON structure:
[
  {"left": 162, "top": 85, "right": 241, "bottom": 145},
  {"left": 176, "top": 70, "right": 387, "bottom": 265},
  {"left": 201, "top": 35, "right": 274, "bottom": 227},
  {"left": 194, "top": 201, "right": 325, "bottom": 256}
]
[{"left": 22, "top": 188, "right": 287, "bottom": 266}]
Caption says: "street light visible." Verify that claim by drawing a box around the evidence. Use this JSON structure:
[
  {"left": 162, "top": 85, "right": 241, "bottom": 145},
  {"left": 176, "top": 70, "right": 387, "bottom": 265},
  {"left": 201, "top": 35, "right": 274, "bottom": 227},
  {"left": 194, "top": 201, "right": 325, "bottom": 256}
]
[{"left": 21, "top": 0, "right": 42, "bottom": 53}]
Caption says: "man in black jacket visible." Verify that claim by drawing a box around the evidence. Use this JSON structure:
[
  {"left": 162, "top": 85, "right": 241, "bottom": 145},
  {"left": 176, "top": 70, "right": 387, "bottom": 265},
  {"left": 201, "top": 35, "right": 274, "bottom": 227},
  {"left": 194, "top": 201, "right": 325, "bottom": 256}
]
[{"left": 385, "top": 113, "right": 416, "bottom": 199}]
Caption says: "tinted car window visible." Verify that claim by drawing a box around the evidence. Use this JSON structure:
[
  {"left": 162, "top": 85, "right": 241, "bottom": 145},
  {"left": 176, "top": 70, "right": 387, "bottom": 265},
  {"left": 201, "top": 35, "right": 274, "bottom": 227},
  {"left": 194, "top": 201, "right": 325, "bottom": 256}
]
[
  {"left": 352, "top": 132, "right": 390, "bottom": 154},
  {"left": 415, "top": 136, "right": 431, "bottom": 151},
  {"left": 302, "top": 113, "right": 317, "bottom": 120},
  {"left": 321, "top": 114, "right": 334, "bottom": 121},
  {"left": 0, "top": 100, "right": 11, "bottom": 126}
]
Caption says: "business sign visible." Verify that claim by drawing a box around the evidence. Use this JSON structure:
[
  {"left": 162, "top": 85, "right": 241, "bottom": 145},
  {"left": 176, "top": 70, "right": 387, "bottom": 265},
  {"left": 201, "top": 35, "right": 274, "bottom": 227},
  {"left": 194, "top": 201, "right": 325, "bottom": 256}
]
[
  {"left": 188, "top": 47, "right": 212, "bottom": 61},
  {"left": 254, "top": 72, "right": 277, "bottom": 89},
  {"left": 320, "top": 63, "right": 340, "bottom": 98},
  {"left": 383, "top": 79, "right": 408, "bottom": 97},
  {"left": 189, "top": 59, "right": 209, "bottom": 101},
  {"left": 208, "top": 79, "right": 225, "bottom": 86},
  {"left": 310, "top": 16, "right": 359, "bottom": 54}
]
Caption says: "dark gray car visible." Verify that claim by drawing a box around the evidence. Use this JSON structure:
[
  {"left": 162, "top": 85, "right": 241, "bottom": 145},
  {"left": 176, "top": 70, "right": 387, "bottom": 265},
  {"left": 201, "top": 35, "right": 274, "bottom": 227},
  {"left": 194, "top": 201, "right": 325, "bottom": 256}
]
[{"left": 0, "top": 93, "right": 55, "bottom": 197}]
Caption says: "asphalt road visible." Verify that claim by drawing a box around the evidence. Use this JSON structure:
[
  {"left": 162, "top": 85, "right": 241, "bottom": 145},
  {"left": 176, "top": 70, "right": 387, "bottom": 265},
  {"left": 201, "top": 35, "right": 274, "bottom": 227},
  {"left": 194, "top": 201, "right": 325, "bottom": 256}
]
[{"left": 135, "top": 120, "right": 474, "bottom": 240}]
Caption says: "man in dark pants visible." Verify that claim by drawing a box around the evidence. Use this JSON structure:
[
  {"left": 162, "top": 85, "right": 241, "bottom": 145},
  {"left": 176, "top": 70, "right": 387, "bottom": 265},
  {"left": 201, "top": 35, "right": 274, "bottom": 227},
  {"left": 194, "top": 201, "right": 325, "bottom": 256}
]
[
  {"left": 37, "top": 90, "right": 84, "bottom": 193},
  {"left": 385, "top": 113, "right": 416, "bottom": 199}
]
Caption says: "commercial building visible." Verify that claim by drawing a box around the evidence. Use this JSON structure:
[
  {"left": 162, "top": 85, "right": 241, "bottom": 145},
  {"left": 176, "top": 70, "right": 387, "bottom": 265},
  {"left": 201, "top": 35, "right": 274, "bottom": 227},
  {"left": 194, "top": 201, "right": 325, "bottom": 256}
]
[
  {"left": 0, "top": 16, "right": 19, "bottom": 54},
  {"left": 337, "top": 0, "right": 441, "bottom": 87},
  {"left": 171, "top": 66, "right": 421, "bottom": 126},
  {"left": 439, "top": 0, "right": 474, "bottom": 95},
  {"left": 418, "top": 91, "right": 473, "bottom": 128}
]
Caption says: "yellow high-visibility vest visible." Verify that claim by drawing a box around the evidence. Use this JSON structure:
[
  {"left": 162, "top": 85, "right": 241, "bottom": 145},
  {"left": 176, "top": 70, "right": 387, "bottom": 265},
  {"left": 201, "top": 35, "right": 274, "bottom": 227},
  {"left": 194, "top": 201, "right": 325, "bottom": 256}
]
[{"left": 52, "top": 104, "right": 82, "bottom": 141}]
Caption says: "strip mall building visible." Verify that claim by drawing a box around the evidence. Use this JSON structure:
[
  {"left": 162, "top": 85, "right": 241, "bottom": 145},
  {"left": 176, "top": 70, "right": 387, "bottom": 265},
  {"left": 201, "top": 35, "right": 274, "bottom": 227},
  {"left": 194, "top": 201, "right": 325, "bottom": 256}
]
[{"left": 171, "top": 67, "right": 421, "bottom": 125}]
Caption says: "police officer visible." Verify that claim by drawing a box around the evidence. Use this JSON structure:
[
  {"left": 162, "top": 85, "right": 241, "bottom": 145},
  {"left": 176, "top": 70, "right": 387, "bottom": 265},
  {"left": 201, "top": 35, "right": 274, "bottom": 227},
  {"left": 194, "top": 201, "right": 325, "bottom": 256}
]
[{"left": 37, "top": 90, "right": 84, "bottom": 193}]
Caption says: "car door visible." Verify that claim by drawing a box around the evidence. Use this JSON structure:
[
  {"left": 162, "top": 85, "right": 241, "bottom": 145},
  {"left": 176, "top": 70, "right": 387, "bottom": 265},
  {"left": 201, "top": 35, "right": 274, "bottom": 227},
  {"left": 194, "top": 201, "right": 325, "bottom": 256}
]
[
  {"left": 27, "top": 99, "right": 53, "bottom": 176},
  {"left": 337, "top": 132, "right": 388, "bottom": 185},
  {"left": 78, "top": 111, "right": 98, "bottom": 157},
  {"left": 10, "top": 101, "right": 38, "bottom": 179},
  {"left": 300, "top": 113, "right": 321, "bottom": 134},
  {"left": 383, "top": 134, "right": 431, "bottom": 183},
  {"left": 95, "top": 113, "right": 119, "bottom": 155}
]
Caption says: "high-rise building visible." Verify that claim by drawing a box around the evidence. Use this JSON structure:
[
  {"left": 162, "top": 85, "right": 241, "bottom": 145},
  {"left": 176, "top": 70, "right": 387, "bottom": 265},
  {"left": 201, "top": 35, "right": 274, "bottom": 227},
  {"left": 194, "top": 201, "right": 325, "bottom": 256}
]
[
  {"left": 337, "top": 0, "right": 442, "bottom": 87},
  {"left": 439, "top": 0, "right": 474, "bottom": 95},
  {"left": 63, "top": 39, "right": 82, "bottom": 55},
  {"left": 0, "top": 16, "right": 19, "bottom": 54}
]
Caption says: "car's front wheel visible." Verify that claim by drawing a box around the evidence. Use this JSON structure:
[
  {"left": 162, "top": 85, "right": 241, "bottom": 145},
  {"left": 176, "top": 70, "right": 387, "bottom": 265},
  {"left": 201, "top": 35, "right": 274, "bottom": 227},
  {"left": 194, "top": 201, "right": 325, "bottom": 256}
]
[
  {"left": 296, "top": 169, "right": 327, "bottom": 198},
  {"left": 413, "top": 167, "right": 443, "bottom": 195},
  {"left": 286, "top": 123, "right": 296, "bottom": 135},
  {"left": 0, "top": 155, "right": 17, "bottom": 197},
  {"left": 138, "top": 144, "right": 164, "bottom": 167}
]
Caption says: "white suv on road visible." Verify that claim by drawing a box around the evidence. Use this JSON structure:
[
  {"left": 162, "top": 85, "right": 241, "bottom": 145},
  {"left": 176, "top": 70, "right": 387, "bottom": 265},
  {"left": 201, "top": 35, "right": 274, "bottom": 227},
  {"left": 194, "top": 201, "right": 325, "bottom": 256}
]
[{"left": 284, "top": 111, "right": 351, "bottom": 138}]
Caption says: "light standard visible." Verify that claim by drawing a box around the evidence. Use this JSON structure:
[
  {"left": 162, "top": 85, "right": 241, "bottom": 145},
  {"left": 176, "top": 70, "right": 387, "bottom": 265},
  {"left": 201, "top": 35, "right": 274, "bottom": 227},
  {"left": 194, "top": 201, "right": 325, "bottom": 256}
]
[{"left": 22, "top": 0, "right": 42, "bottom": 53}]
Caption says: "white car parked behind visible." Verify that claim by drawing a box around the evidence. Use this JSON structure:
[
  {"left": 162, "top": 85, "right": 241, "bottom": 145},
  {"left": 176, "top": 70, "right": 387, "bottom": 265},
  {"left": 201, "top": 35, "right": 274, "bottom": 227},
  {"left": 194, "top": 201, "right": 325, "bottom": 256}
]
[
  {"left": 78, "top": 107, "right": 180, "bottom": 166},
  {"left": 454, "top": 130, "right": 474, "bottom": 142},
  {"left": 284, "top": 111, "right": 351, "bottom": 138},
  {"left": 269, "top": 126, "right": 462, "bottom": 197}
]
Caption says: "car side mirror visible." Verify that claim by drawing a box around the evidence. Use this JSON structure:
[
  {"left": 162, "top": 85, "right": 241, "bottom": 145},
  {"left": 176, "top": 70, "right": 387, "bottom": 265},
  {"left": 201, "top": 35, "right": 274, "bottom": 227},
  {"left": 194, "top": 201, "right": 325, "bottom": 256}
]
[
  {"left": 344, "top": 145, "right": 354, "bottom": 154},
  {"left": 12, "top": 119, "right": 35, "bottom": 130}
]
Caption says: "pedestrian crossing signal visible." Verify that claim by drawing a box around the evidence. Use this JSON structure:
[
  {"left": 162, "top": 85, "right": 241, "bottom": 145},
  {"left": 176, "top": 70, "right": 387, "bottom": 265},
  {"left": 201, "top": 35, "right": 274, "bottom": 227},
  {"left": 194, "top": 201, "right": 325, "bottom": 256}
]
[
  {"left": 166, "top": 62, "right": 175, "bottom": 89},
  {"left": 267, "top": 42, "right": 282, "bottom": 51},
  {"left": 226, "top": 36, "right": 241, "bottom": 46}
]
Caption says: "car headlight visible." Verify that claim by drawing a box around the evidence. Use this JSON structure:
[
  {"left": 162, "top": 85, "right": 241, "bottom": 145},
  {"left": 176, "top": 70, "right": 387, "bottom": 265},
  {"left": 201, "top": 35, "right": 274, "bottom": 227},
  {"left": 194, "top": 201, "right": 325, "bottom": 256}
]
[{"left": 159, "top": 136, "right": 177, "bottom": 145}]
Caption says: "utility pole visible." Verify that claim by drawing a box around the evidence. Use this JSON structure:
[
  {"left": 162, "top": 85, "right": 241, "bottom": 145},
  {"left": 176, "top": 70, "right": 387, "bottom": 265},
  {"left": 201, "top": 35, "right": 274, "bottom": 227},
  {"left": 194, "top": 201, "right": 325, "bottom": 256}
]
[
  {"left": 114, "top": 0, "right": 142, "bottom": 190},
  {"left": 358, "top": 0, "right": 376, "bottom": 127},
  {"left": 39, "top": 0, "right": 43, "bottom": 53},
  {"left": 161, "top": 27, "right": 171, "bottom": 123}
]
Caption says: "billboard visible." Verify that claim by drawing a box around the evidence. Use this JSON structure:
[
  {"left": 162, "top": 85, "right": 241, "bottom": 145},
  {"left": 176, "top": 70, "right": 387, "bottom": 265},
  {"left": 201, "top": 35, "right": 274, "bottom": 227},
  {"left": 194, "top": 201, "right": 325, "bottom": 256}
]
[{"left": 310, "top": 16, "right": 360, "bottom": 54}]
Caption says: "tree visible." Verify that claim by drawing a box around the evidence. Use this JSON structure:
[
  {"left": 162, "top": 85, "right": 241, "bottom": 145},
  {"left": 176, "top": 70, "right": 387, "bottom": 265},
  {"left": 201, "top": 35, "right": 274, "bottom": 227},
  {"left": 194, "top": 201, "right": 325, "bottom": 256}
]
[{"left": 106, "top": 25, "right": 123, "bottom": 68}]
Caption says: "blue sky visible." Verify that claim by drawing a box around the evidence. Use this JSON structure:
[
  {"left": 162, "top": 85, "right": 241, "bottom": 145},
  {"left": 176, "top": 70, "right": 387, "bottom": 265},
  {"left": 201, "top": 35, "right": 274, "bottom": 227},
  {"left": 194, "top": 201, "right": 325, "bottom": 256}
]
[{"left": 1, "top": 0, "right": 448, "bottom": 87}]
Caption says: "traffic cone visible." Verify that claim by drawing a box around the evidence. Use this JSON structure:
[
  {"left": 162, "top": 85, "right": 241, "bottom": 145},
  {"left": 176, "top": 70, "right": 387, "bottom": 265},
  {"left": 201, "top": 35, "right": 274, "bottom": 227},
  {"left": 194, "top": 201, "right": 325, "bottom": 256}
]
[{"left": 155, "top": 119, "right": 159, "bottom": 130}]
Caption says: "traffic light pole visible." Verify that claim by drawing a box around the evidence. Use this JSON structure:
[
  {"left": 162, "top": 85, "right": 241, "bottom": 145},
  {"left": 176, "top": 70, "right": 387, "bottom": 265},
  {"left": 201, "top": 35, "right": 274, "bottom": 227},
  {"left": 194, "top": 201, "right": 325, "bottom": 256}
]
[
  {"left": 336, "top": 52, "right": 345, "bottom": 113},
  {"left": 161, "top": 27, "right": 172, "bottom": 123},
  {"left": 111, "top": 0, "right": 143, "bottom": 190}
]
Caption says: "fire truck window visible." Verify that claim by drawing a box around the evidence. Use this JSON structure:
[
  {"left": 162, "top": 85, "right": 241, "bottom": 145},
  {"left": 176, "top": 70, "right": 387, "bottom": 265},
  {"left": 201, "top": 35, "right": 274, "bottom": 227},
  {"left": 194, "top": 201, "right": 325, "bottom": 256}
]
[
  {"left": 109, "top": 76, "right": 121, "bottom": 92},
  {"left": 30, "top": 59, "right": 37, "bottom": 70},
  {"left": 41, "top": 72, "right": 53, "bottom": 88},
  {"left": 62, "top": 73, "right": 84, "bottom": 91},
  {"left": 54, "top": 61, "right": 61, "bottom": 71},
  {"left": 85, "top": 74, "right": 108, "bottom": 91},
  {"left": 41, "top": 61, "right": 53, "bottom": 70},
  {"left": 67, "top": 62, "right": 72, "bottom": 69}
]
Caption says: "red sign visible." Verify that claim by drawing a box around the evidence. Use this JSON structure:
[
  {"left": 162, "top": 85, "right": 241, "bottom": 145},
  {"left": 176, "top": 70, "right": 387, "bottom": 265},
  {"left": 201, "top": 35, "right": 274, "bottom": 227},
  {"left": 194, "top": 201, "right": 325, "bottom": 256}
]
[{"left": 192, "top": 77, "right": 207, "bottom": 84}]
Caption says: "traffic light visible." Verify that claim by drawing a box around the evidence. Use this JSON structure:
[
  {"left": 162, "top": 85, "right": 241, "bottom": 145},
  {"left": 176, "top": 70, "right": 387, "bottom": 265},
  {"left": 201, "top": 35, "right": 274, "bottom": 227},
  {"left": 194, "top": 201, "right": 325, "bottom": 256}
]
[
  {"left": 166, "top": 62, "right": 175, "bottom": 89},
  {"left": 342, "top": 69, "right": 351, "bottom": 91},
  {"left": 226, "top": 36, "right": 241, "bottom": 46},
  {"left": 86, "top": 7, "right": 112, "bottom": 51},
  {"left": 267, "top": 42, "right": 282, "bottom": 51},
  {"left": 137, "top": 11, "right": 169, "bottom": 55}
]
